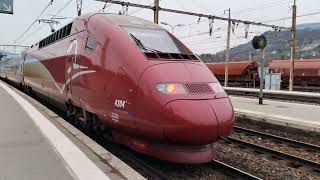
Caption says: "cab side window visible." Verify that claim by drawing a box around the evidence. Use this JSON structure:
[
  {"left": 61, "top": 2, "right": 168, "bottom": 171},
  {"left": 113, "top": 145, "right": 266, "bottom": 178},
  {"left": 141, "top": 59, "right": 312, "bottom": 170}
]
[{"left": 85, "top": 36, "right": 97, "bottom": 52}]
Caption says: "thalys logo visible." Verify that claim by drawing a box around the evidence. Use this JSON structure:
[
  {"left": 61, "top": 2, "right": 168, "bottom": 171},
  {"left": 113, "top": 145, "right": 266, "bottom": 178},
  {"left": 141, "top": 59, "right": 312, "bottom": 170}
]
[
  {"left": 114, "top": 100, "right": 126, "bottom": 109},
  {"left": 54, "top": 40, "right": 96, "bottom": 94}
]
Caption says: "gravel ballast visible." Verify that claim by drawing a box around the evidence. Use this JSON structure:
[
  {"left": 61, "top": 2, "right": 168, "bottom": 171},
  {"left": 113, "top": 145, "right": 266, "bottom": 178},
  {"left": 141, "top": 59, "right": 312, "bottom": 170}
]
[
  {"left": 236, "top": 118, "right": 320, "bottom": 146},
  {"left": 216, "top": 142, "right": 320, "bottom": 180}
]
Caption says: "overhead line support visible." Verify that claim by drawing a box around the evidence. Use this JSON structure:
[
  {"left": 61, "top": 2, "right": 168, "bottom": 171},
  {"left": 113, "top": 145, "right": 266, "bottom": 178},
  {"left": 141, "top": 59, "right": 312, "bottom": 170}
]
[
  {"left": 224, "top": 8, "right": 231, "bottom": 87},
  {"left": 96, "top": 0, "right": 288, "bottom": 29},
  {"left": 154, "top": 0, "right": 160, "bottom": 24},
  {"left": 289, "top": 0, "right": 297, "bottom": 91},
  {"left": 76, "top": 0, "right": 83, "bottom": 16}
]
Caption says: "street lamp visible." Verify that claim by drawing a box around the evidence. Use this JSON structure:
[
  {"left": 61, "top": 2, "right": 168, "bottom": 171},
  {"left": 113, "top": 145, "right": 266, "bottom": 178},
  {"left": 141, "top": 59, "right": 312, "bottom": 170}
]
[{"left": 160, "top": 22, "right": 185, "bottom": 33}]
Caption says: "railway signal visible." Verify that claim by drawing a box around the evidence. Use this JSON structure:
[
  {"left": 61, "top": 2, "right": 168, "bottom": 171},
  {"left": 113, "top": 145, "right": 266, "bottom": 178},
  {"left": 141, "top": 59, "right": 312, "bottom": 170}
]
[
  {"left": 252, "top": 35, "right": 267, "bottom": 105},
  {"left": 0, "top": 0, "right": 13, "bottom": 14}
]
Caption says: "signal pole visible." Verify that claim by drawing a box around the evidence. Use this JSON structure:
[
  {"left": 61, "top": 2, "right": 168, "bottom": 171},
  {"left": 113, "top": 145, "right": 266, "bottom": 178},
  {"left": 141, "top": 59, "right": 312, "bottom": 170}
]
[
  {"left": 224, "top": 8, "right": 231, "bottom": 87},
  {"left": 154, "top": 0, "right": 160, "bottom": 24},
  {"left": 259, "top": 48, "right": 266, "bottom": 104},
  {"left": 289, "top": 0, "right": 297, "bottom": 91}
]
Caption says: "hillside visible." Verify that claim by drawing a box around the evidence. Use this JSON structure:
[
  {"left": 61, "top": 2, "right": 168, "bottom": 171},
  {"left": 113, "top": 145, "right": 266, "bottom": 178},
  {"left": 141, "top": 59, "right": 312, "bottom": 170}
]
[{"left": 199, "top": 23, "right": 320, "bottom": 64}]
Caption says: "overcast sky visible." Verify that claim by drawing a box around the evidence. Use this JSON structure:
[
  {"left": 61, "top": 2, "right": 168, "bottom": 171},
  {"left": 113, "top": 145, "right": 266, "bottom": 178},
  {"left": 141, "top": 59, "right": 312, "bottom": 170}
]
[{"left": 0, "top": 0, "right": 319, "bottom": 54}]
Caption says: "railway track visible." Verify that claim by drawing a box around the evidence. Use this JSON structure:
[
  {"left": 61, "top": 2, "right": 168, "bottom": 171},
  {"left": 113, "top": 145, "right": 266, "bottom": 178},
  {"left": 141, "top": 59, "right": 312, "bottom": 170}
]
[
  {"left": 108, "top": 145, "right": 262, "bottom": 180},
  {"left": 102, "top": 142, "right": 172, "bottom": 180},
  {"left": 98, "top": 134, "right": 262, "bottom": 180},
  {"left": 210, "top": 160, "right": 262, "bottom": 180},
  {"left": 100, "top": 136, "right": 263, "bottom": 180},
  {"left": 98, "top": 138, "right": 262, "bottom": 180},
  {"left": 229, "top": 127, "right": 320, "bottom": 172},
  {"left": 71, "top": 124, "right": 263, "bottom": 179},
  {"left": 234, "top": 126, "right": 320, "bottom": 152}
]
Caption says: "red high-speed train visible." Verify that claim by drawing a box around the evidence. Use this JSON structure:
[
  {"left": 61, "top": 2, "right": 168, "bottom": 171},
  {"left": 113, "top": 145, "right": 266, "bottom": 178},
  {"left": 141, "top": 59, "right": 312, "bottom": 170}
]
[{"left": 0, "top": 13, "right": 235, "bottom": 163}]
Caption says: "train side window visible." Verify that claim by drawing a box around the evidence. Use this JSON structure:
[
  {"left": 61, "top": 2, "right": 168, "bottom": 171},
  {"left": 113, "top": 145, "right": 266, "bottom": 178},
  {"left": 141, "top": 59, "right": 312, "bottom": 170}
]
[{"left": 85, "top": 36, "right": 97, "bottom": 52}]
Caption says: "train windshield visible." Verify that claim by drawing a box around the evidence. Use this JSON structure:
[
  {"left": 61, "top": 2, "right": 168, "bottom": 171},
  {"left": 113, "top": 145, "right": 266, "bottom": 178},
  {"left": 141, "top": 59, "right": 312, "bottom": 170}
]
[{"left": 122, "top": 26, "right": 189, "bottom": 54}]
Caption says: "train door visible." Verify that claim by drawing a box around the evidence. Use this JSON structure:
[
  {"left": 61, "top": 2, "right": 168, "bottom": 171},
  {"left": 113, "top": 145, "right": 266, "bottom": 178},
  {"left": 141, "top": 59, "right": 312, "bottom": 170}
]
[
  {"left": 20, "top": 54, "right": 26, "bottom": 85},
  {"left": 66, "top": 39, "right": 78, "bottom": 101},
  {"left": 110, "top": 67, "right": 136, "bottom": 131}
]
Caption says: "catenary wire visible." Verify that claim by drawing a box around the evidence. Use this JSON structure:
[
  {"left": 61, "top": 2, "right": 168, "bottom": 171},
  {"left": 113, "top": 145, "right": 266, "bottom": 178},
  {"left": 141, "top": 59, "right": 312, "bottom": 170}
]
[{"left": 13, "top": 0, "right": 54, "bottom": 44}]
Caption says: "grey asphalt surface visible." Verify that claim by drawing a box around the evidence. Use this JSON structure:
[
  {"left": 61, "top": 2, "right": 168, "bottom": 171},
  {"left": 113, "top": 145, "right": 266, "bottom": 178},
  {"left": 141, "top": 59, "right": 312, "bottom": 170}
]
[{"left": 0, "top": 85, "right": 74, "bottom": 180}]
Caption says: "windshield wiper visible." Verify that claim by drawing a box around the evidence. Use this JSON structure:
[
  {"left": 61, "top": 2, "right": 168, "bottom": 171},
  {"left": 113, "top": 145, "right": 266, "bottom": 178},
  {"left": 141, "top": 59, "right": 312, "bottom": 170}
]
[
  {"left": 144, "top": 47, "right": 163, "bottom": 53},
  {"left": 129, "top": 33, "right": 163, "bottom": 53}
]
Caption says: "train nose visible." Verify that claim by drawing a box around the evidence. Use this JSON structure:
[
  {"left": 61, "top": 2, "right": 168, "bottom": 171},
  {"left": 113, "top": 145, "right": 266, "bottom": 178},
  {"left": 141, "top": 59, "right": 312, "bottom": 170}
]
[{"left": 162, "top": 98, "right": 234, "bottom": 145}]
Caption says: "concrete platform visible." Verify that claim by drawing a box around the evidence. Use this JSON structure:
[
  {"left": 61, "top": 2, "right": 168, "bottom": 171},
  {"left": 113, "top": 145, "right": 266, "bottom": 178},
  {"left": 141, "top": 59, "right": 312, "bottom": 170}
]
[
  {"left": 225, "top": 87, "right": 320, "bottom": 97},
  {"left": 230, "top": 96, "right": 320, "bottom": 132},
  {"left": 0, "top": 81, "right": 145, "bottom": 180},
  {"left": 225, "top": 87, "right": 320, "bottom": 104}
]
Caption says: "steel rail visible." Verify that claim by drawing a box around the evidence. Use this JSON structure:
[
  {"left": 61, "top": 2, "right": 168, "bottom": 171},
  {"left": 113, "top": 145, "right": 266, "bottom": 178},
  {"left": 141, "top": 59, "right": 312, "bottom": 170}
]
[
  {"left": 118, "top": 150, "right": 172, "bottom": 180},
  {"left": 211, "top": 160, "right": 263, "bottom": 180},
  {"left": 227, "top": 137, "right": 320, "bottom": 170},
  {"left": 234, "top": 126, "right": 320, "bottom": 152}
]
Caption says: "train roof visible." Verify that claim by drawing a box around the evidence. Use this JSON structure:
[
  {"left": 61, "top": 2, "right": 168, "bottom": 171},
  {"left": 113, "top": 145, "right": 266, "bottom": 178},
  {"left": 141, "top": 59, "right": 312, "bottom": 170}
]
[
  {"left": 99, "top": 13, "right": 162, "bottom": 29},
  {"left": 24, "top": 13, "right": 163, "bottom": 53},
  {"left": 270, "top": 59, "right": 320, "bottom": 69},
  {"left": 206, "top": 61, "right": 258, "bottom": 76}
]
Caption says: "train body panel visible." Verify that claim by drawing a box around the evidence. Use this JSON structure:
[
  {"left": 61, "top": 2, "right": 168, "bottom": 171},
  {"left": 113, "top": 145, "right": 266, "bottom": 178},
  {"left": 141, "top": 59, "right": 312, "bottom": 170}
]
[
  {"left": 0, "top": 55, "right": 24, "bottom": 84},
  {"left": 0, "top": 13, "right": 235, "bottom": 164},
  {"left": 135, "top": 62, "right": 228, "bottom": 140}
]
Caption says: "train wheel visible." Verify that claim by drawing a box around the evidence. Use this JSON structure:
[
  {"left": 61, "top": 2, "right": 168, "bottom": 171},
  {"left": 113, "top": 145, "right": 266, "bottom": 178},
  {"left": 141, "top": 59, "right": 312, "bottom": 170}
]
[
  {"left": 25, "top": 86, "right": 31, "bottom": 94},
  {"left": 80, "top": 111, "right": 93, "bottom": 133},
  {"left": 92, "top": 114, "right": 105, "bottom": 137},
  {"left": 73, "top": 107, "right": 83, "bottom": 128},
  {"left": 66, "top": 102, "right": 106, "bottom": 137},
  {"left": 66, "top": 102, "right": 77, "bottom": 124}
]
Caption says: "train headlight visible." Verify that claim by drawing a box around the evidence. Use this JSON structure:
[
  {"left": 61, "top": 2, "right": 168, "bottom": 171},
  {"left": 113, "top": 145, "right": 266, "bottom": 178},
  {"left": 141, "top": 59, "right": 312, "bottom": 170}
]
[
  {"left": 208, "top": 83, "right": 225, "bottom": 93},
  {"left": 156, "top": 83, "right": 187, "bottom": 95}
]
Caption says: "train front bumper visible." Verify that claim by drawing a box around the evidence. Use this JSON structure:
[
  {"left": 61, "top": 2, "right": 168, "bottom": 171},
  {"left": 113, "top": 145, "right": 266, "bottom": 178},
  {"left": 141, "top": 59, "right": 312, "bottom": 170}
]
[{"left": 162, "top": 98, "right": 235, "bottom": 145}]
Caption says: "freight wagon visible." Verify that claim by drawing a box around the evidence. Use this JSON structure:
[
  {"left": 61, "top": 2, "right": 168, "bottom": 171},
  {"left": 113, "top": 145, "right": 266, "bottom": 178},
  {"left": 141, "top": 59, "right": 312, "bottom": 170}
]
[{"left": 206, "top": 61, "right": 259, "bottom": 88}]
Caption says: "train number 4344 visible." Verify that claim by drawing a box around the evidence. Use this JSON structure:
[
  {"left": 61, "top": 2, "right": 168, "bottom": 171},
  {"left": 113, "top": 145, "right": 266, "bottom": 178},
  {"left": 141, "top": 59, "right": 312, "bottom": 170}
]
[{"left": 114, "top": 100, "right": 126, "bottom": 109}]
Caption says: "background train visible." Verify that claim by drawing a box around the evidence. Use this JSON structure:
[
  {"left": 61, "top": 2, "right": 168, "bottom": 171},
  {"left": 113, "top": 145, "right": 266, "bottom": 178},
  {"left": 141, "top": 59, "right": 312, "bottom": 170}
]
[
  {"left": 269, "top": 59, "right": 320, "bottom": 87},
  {"left": 206, "top": 61, "right": 259, "bottom": 88},
  {"left": 0, "top": 13, "right": 235, "bottom": 164},
  {"left": 206, "top": 59, "right": 320, "bottom": 90}
]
